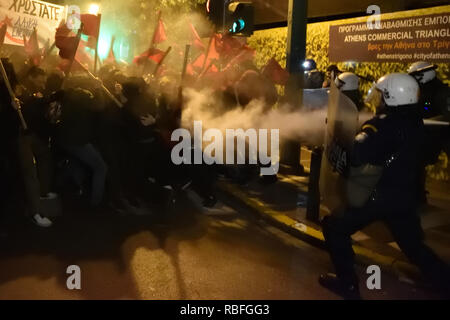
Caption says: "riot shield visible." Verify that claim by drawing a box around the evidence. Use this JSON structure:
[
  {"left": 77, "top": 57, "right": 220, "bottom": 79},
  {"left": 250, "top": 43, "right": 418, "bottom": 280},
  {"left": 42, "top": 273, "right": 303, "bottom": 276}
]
[
  {"left": 302, "top": 88, "right": 329, "bottom": 111},
  {"left": 319, "top": 81, "right": 359, "bottom": 216}
]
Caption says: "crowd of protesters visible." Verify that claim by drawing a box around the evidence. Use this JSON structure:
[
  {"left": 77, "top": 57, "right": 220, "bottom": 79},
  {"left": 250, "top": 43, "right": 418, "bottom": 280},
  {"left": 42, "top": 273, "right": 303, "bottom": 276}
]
[
  {"left": 0, "top": 45, "right": 284, "bottom": 228},
  {"left": 1, "top": 44, "right": 448, "bottom": 230}
]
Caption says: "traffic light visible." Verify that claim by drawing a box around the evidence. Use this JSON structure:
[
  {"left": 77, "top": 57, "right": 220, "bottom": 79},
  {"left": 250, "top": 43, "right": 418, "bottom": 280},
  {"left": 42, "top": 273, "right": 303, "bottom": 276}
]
[
  {"left": 206, "top": 0, "right": 228, "bottom": 28},
  {"left": 227, "top": 2, "right": 254, "bottom": 36},
  {"left": 206, "top": 0, "right": 254, "bottom": 36}
]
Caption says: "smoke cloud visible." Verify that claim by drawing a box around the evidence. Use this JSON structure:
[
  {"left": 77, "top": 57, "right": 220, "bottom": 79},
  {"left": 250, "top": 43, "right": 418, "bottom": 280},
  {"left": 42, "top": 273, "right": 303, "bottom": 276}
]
[{"left": 182, "top": 88, "right": 328, "bottom": 147}]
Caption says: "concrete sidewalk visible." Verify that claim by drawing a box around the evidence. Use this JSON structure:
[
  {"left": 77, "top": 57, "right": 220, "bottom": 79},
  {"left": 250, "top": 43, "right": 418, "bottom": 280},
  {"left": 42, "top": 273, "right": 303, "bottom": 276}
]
[{"left": 216, "top": 165, "right": 450, "bottom": 285}]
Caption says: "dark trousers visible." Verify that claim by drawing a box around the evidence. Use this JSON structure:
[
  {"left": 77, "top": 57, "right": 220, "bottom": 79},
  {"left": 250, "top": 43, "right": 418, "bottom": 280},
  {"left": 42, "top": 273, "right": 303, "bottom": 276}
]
[
  {"left": 322, "top": 200, "right": 450, "bottom": 286},
  {"left": 17, "top": 133, "right": 54, "bottom": 215},
  {"left": 60, "top": 143, "right": 108, "bottom": 206}
]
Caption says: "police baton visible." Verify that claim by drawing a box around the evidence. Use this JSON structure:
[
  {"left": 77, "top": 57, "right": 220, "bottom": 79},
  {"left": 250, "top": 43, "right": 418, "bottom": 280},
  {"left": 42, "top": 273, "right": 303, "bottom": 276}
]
[{"left": 0, "top": 58, "right": 28, "bottom": 130}]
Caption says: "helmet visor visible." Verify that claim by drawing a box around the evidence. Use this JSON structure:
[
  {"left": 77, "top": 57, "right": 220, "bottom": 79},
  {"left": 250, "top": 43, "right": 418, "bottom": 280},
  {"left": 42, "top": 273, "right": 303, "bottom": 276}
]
[
  {"left": 364, "top": 83, "right": 383, "bottom": 110},
  {"left": 335, "top": 77, "right": 345, "bottom": 90}
]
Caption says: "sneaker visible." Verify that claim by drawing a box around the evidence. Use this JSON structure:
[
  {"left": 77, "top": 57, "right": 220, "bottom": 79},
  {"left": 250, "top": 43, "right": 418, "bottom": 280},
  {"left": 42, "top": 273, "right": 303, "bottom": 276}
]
[
  {"left": 318, "top": 273, "right": 361, "bottom": 300},
  {"left": 32, "top": 214, "right": 53, "bottom": 228}
]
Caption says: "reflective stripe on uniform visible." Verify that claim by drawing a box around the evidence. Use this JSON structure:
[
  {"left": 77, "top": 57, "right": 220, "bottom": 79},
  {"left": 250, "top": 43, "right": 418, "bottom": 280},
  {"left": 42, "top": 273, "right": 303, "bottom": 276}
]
[{"left": 362, "top": 124, "right": 378, "bottom": 132}]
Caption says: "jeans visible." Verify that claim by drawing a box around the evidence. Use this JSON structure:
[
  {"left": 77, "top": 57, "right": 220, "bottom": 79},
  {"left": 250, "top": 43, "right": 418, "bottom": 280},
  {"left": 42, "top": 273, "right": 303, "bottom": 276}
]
[
  {"left": 61, "top": 143, "right": 107, "bottom": 206},
  {"left": 17, "top": 133, "right": 54, "bottom": 215}
]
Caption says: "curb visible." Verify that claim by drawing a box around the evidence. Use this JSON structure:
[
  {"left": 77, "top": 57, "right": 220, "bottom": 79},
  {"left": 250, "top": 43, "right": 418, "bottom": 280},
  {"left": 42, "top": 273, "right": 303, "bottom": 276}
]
[{"left": 217, "top": 180, "right": 422, "bottom": 282}]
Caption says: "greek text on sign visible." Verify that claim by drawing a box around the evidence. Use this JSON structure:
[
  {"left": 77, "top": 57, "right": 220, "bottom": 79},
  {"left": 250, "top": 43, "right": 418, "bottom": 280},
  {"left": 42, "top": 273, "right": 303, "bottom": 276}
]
[
  {"left": 0, "top": 0, "right": 65, "bottom": 46},
  {"left": 329, "top": 10, "right": 450, "bottom": 62}
]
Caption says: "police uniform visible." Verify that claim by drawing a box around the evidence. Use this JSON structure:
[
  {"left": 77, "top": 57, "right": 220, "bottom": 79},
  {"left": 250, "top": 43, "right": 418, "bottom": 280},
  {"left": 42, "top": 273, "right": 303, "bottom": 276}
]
[
  {"left": 322, "top": 109, "right": 450, "bottom": 292},
  {"left": 417, "top": 76, "right": 450, "bottom": 203}
]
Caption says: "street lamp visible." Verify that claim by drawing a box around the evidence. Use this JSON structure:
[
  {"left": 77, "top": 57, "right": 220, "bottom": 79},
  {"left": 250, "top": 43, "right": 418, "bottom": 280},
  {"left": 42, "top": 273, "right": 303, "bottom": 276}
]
[{"left": 89, "top": 3, "right": 100, "bottom": 15}]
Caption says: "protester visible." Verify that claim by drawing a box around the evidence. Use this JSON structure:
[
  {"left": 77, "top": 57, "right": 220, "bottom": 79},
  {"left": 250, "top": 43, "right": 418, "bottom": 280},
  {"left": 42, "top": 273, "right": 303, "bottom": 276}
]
[{"left": 53, "top": 76, "right": 108, "bottom": 207}]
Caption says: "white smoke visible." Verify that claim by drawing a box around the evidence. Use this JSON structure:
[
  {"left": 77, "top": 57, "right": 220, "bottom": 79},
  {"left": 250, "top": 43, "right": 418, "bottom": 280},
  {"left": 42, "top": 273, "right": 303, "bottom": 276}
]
[{"left": 182, "top": 88, "right": 328, "bottom": 147}]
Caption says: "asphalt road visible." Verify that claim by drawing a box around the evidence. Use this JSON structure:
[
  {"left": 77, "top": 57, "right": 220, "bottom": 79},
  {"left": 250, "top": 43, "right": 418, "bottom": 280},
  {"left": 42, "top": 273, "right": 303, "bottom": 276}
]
[{"left": 0, "top": 190, "right": 443, "bottom": 300}]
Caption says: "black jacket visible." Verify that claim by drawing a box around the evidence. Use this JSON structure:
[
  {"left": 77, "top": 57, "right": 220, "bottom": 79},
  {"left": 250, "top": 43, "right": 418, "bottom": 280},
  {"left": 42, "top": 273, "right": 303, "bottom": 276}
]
[
  {"left": 419, "top": 78, "right": 450, "bottom": 120},
  {"left": 55, "top": 88, "right": 97, "bottom": 147},
  {"left": 351, "top": 107, "right": 424, "bottom": 211}
]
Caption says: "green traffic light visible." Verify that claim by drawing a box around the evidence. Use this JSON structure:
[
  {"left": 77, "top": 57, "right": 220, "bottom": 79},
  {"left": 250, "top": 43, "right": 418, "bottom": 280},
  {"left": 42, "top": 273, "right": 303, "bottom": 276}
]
[{"left": 230, "top": 18, "right": 246, "bottom": 33}]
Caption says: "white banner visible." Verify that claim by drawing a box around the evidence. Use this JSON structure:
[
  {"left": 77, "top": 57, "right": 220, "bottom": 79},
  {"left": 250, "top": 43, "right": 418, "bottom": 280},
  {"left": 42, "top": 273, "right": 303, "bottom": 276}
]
[{"left": 0, "top": 0, "right": 65, "bottom": 47}]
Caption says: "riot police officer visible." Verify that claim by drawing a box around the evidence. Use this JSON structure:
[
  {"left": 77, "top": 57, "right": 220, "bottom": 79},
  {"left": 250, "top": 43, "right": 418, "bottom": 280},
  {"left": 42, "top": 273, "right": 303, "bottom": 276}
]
[
  {"left": 408, "top": 61, "right": 450, "bottom": 120},
  {"left": 335, "top": 72, "right": 364, "bottom": 111},
  {"left": 303, "top": 59, "right": 324, "bottom": 89},
  {"left": 408, "top": 61, "right": 450, "bottom": 204},
  {"left": 319, "top": 73, "right": 450, "bottom": 299}
]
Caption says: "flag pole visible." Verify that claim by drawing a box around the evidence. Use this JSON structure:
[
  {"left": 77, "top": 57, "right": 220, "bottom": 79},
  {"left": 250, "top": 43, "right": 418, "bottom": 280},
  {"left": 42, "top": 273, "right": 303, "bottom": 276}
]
[
  {"left": 94, "top": 14, "right": 102, "bottom": 74},
  {"left": 105, "top": 35, "right": 116, "bottom": 64},
  {"left": 0, "top": 59, "right": 28, "bottom": 130},
  {"left": 0, "top": 23, "right": 27, "bottom": 129},
  {"left": 42, "top": 42, "right": 56, "bottom": 61},
  {"left": 178, "top": 44, "right": 190, "bottom": 101},
  {"left": 66, "top": 23, "right": 83, "bottom": 77},
  {"left": 143, "top": 10, "right": 162, "bottom": 75},
  {"left": 150, "top": 10, "right": 162, "bottom": 50},
  {"left": 152, "top": 46, "right": 171, "bottom": 77},
  {"left": 76, "top": 58, "right": 123, "bottom": 108},
  {"left": 201, "top": 32, "right": 214, "bottom": 74}
]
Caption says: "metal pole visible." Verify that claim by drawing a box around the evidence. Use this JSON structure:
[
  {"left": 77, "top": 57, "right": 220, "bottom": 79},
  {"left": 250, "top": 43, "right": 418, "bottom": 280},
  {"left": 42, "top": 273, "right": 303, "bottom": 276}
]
[{"left": 282, "top": 0, "right": 308, "bottom": 174}]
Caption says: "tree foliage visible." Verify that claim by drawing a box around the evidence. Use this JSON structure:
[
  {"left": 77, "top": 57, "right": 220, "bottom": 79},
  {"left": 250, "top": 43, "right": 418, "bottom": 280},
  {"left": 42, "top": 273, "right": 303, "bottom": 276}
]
[{"left": 247, "top": 5, "right": 450, "bottom": 181}]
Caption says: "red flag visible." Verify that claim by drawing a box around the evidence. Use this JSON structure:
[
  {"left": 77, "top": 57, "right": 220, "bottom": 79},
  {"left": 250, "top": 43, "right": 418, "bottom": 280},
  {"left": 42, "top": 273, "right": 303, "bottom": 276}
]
[
  {"left": 207, "top": 34, "right": 221, "bottom": 61},
  {"left": 56, "top": 36, "right": 79, "bottom": 59},
  {"left": 104, "top": 36, "right": 116, "bottom": 64},
  {"left": 224, "top": 45, "right": 255, "bottom": 68},
  {"left": 190, "top": 33, "right": 221, "bottom": 74},
  {"left": 80, "top": 14, "right": 101, "bottom": 38},
  {"left": 0, "top": 23, "right": 7, "bottom": 46},
  {"left": 204, "top": 63, "right": 218, "bottom": 74},
  {"left": 189, "top": 23, "right": 204, "bottom": 50},
  {"left": 192, "top": 53, "right": 206, "bottom": 70},
  {"left": 55, "top": 22, "right": 79, "bottom": 59},
  {"left": 186, "top": 63, "right": 196, "bottom": 76},
  {"left": 133, "top": 48, "right": 165, "bottom": 65},
  {"left": 152, "top": 19, "right": 166, "bottom": 45},
  {"left": 58, "top": 41, "right": 94, "bottom": 73},
  {"left": 219, "top": 34, "right": 243, "bottom": 59},
  {"left": 76, "top": 40, "right": 94, "bottom": 68},
  {"left": 262, "top": 58, "right": 289, "bottom": 85},
  {"left": 24, "top": 29, "right": 41, "bottom": 66}
]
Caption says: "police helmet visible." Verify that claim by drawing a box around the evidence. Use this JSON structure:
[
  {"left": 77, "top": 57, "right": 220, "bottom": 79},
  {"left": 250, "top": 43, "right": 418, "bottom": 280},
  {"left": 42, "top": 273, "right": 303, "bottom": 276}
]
[
  {"left": 407, "top": 61, "right": 437, "bottom": 84},
  {"left": 365, "top": 73, "right": 419, "bottom": 108},
  {"left": 335, "top": 72, "right": 359, "bottom": 91}
]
